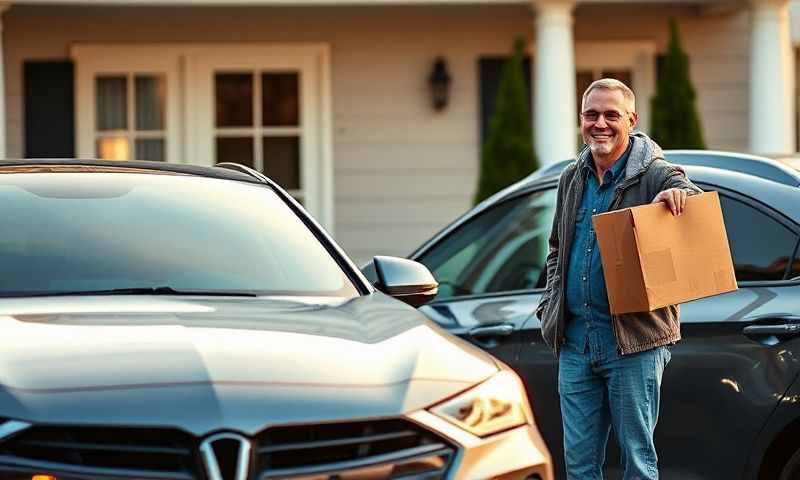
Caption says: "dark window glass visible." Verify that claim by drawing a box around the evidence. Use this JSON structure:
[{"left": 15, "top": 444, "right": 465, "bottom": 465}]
[
  {"left": 0, "top": 173, "right": 357, "bottom": 297},
  {"left": 96, "top": 76, "right": 127, "bottom": 131},
  {"left": 215, "top": 73, "right": 253, "bottom": 127},
  {"left": 135, "top": 139, "right": 165, "bottom": 162},
  {"left": 216, "top": 137, "right": 254, "bottom": 168},
  {"left": 790, "top": 240, "right": 800, "bottom": 280},
  {"left": 719, "top": 194, "right": 798, "bottom": 281},
  {"left": 135, "top": 75, "right": 165, "bottom": 131},
  {"left": 263, "top": 136, "right": 300, "bottom": 189},
  {"left": 417, "top": 189, "right": 557, "bottom": 300},
  {"left": 262, "top": 73, "right": 300, "bottom": 126}
]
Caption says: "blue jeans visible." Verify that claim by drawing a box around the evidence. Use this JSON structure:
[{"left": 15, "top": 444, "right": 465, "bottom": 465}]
[{"left": 558, "top": 343, "right": 671, "bottom": 480}]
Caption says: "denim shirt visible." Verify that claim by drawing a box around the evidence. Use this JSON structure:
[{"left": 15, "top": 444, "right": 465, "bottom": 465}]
[{"left": 564, "top": 143, "right": 632, "bottom": 361}]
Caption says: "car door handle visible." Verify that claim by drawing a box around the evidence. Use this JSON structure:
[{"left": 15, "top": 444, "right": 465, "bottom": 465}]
[
  {"left": 743, "top": 324, "right": 800, "bottom": 336},
  {"left": 469, "top": 324, "right": 514, "bottom": 339},
  {"left": 743, "top": 316, "right": 800, "bottom": 345}
]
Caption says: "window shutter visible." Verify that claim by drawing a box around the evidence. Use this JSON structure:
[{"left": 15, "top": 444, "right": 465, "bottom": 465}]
[{"left": 24, "top": 60, "right": 75, "bottom": 158}]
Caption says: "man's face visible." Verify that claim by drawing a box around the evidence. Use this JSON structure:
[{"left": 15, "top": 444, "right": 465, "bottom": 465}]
[{"left": 580, "top": 88, "right": 638, "bottom": 159}]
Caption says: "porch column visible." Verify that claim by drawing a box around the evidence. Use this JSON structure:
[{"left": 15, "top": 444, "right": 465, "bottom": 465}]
[
  {"left": 749, "top": 0, "right": 795, "bottom": 155},
  {"left": 532, "top": 0, "right": 577, "bottom": 165}
]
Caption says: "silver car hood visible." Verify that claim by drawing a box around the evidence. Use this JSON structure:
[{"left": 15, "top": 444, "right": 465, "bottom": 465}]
[{"left": 0, "top": 294, "right": 497, "bottom": 436}]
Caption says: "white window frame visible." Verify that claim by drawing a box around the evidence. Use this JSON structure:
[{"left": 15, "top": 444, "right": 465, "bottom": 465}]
[
  {"left": 73, "top": 45, "right": 182, "bottom": 163},
  {"left": 71, "top": 43, "right": 335, "bottom": 234}
]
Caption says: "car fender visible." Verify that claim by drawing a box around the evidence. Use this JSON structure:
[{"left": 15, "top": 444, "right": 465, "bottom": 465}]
[{"left": 744, "top": 363, "right": 800, "bottom": 479}]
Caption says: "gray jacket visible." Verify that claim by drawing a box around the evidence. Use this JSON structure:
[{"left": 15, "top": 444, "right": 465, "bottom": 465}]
[{"left": 535, "top": 132, "right": 702, "bottom": 356}]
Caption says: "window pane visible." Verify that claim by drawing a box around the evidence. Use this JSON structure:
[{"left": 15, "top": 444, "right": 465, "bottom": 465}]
[
  {"left": 601, "top": 70, "right": 632, "bottom": 87},
  {"left": 791, "top": 241, "right": 800, "bottom": 280},
  {"left": 135, "top": 139, "right": 165, "bottom": 161},
  {"left": 215, "top": 73, "right": 253, "bottom": 127},
  {"left": 418, "top": 189, "right": 557, "bottom": 300},
  {"left": 262, "top": 73, "right": 299, "bottom": 126},
  {"left": 719, "top": 194, "right": 798, "bottom": 281},
  {"left": 96, "top": 137, "right": 130, "bottom": 161},
  {"left": 135, "top": 75, "right": 165, "bottom": 131},
  {"left": 216, "top": 137, "right": 253, "bottom": 168},
  {"left": 262, "top": 136, "right": 300, "bottom": 189},
  {"left": 96, "top": 76, "right": 127, "bottom": 131}
]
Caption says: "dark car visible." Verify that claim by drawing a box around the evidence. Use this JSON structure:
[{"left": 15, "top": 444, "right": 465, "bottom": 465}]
[
  {"left": 364, "top": 151, "right": 800, "bottom": 480},
  {"left": 0, "top": 160, "right": 554, "bottom": 480}
]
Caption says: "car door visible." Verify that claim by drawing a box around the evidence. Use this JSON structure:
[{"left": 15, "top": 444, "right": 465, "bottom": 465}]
[
  {"left": 509, "top": 182, "right": 800, "bottom": 480},
  {"left": 645, "top": 185, "right": 800, "bottom": 480},
  {"left": 410, "top": 186, "right": 557, "bottom": 364}
]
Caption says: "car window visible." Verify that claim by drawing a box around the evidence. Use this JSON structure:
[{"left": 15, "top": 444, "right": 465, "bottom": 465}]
[
  {"left": 717, "top": 193, "right": 799, "bottom": 282},
  {"left": 0, "top": 173, "right": 359, "bottom": 297},
  {"left": 417, "top": 188, "right": 556, "bottom": 301}
]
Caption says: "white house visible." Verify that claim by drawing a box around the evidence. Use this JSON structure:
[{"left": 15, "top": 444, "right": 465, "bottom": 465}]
[{"left": 1, "top": 0, "right": 796, "bottom": 264}]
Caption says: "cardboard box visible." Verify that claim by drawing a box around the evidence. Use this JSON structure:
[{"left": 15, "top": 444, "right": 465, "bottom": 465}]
[{"left": 592, "top": 191, "right": 737, "bottom": 314}]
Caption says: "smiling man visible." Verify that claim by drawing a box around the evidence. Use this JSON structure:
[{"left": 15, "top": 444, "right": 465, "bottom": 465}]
[{"left": 535, "top": 78, "right": 701, "bottom": 479}]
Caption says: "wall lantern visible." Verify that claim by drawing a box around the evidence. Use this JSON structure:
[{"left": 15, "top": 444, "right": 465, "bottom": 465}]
[{"left": 428, "top": 57, "right": 452, "bottom": 112}]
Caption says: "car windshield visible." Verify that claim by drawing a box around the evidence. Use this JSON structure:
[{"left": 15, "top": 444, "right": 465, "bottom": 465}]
[{"left": 0, "top": 172, "right": 359, "bottom": 298}]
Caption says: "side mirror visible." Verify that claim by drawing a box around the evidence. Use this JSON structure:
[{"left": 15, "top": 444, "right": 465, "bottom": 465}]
[{"left": 369, "top": 256, "right": 438, "bottom": 308}]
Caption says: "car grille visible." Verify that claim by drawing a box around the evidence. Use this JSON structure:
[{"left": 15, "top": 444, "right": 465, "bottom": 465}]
[
  {"left": 0, "top": 419, "right": 455, "bottom": 480},
  {"left": 255, "top": 419, "right": 455, "bottom": 479},
  {"left": 0, "top": 424, "right": 198, "bottom": 479}
]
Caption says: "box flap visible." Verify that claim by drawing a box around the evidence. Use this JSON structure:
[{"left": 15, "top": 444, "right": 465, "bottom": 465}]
[{"left": 592, "top": 208, "right": 650, "bottom": 313}]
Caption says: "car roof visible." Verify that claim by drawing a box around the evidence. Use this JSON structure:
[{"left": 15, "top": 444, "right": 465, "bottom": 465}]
[
  {"left": 0, "top": 159, "right": 266, "bottom": 185},
  {"left": 530, "top": 150, "right": 800, "bottom": 187},
  {"left": 410, "top": 154, "right": 800, "bottom": 259},
  {"left": 667, "top": 150, "right": 800, "bottom": 186}
]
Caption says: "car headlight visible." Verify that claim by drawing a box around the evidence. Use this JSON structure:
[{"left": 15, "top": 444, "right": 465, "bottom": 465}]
[{"left": 428, "top": 370, "right": 530, "bottom": 437}]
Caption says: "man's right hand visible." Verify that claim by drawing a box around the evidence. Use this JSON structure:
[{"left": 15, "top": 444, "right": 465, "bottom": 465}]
[{"left": 652, "top": 188, "right": 688, "bottom": 216}]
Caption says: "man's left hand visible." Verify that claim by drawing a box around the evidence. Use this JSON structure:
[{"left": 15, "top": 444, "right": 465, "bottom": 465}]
[{"left": 652, "top": 188, "right": 687, "bottom": 216}]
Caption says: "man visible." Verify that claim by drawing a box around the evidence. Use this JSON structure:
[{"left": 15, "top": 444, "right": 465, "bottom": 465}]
[{"left": 535, "top": 78, "right": 701, "bottom": 480}]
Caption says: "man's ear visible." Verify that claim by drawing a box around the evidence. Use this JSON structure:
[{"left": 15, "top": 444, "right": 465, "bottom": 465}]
[{"left": 629, "top": 111, "right": 639, "bottom": 129}]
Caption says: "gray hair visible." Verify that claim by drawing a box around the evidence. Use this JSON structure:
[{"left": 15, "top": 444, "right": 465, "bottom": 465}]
[{"left": 581, "top": 78, "right": 636, "bottom": 113}]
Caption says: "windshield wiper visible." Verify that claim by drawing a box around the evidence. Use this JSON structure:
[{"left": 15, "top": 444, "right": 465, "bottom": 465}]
[{"left": 1, "top": 286, "right": 259, "bottom": 298}]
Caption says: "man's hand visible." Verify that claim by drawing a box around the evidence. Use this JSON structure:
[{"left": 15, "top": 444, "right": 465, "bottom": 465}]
[{"left": 652, "top": 188, "right": 688, "bottom": 216}]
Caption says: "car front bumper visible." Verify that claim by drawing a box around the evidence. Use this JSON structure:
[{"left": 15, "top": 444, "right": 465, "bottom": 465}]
[{"left": 406, "top": 410, "right": 554, "bottom": 480}]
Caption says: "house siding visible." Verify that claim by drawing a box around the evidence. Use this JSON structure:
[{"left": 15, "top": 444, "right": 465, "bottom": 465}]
[{"left": 5, "top": 3, "right": 753, "bottom": 265}]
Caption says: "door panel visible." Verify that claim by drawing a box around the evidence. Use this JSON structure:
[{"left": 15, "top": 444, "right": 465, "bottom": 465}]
[
  {"left": 653, "top": 287, "right": 800, "bottom": 480},
  {"left": 419, "top": 292, "right": 542, "bottom": 366}
]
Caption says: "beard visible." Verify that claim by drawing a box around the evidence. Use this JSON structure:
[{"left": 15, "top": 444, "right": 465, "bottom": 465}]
[{"left": 586, "top": 136, "right": 615, "bottom": 156}]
